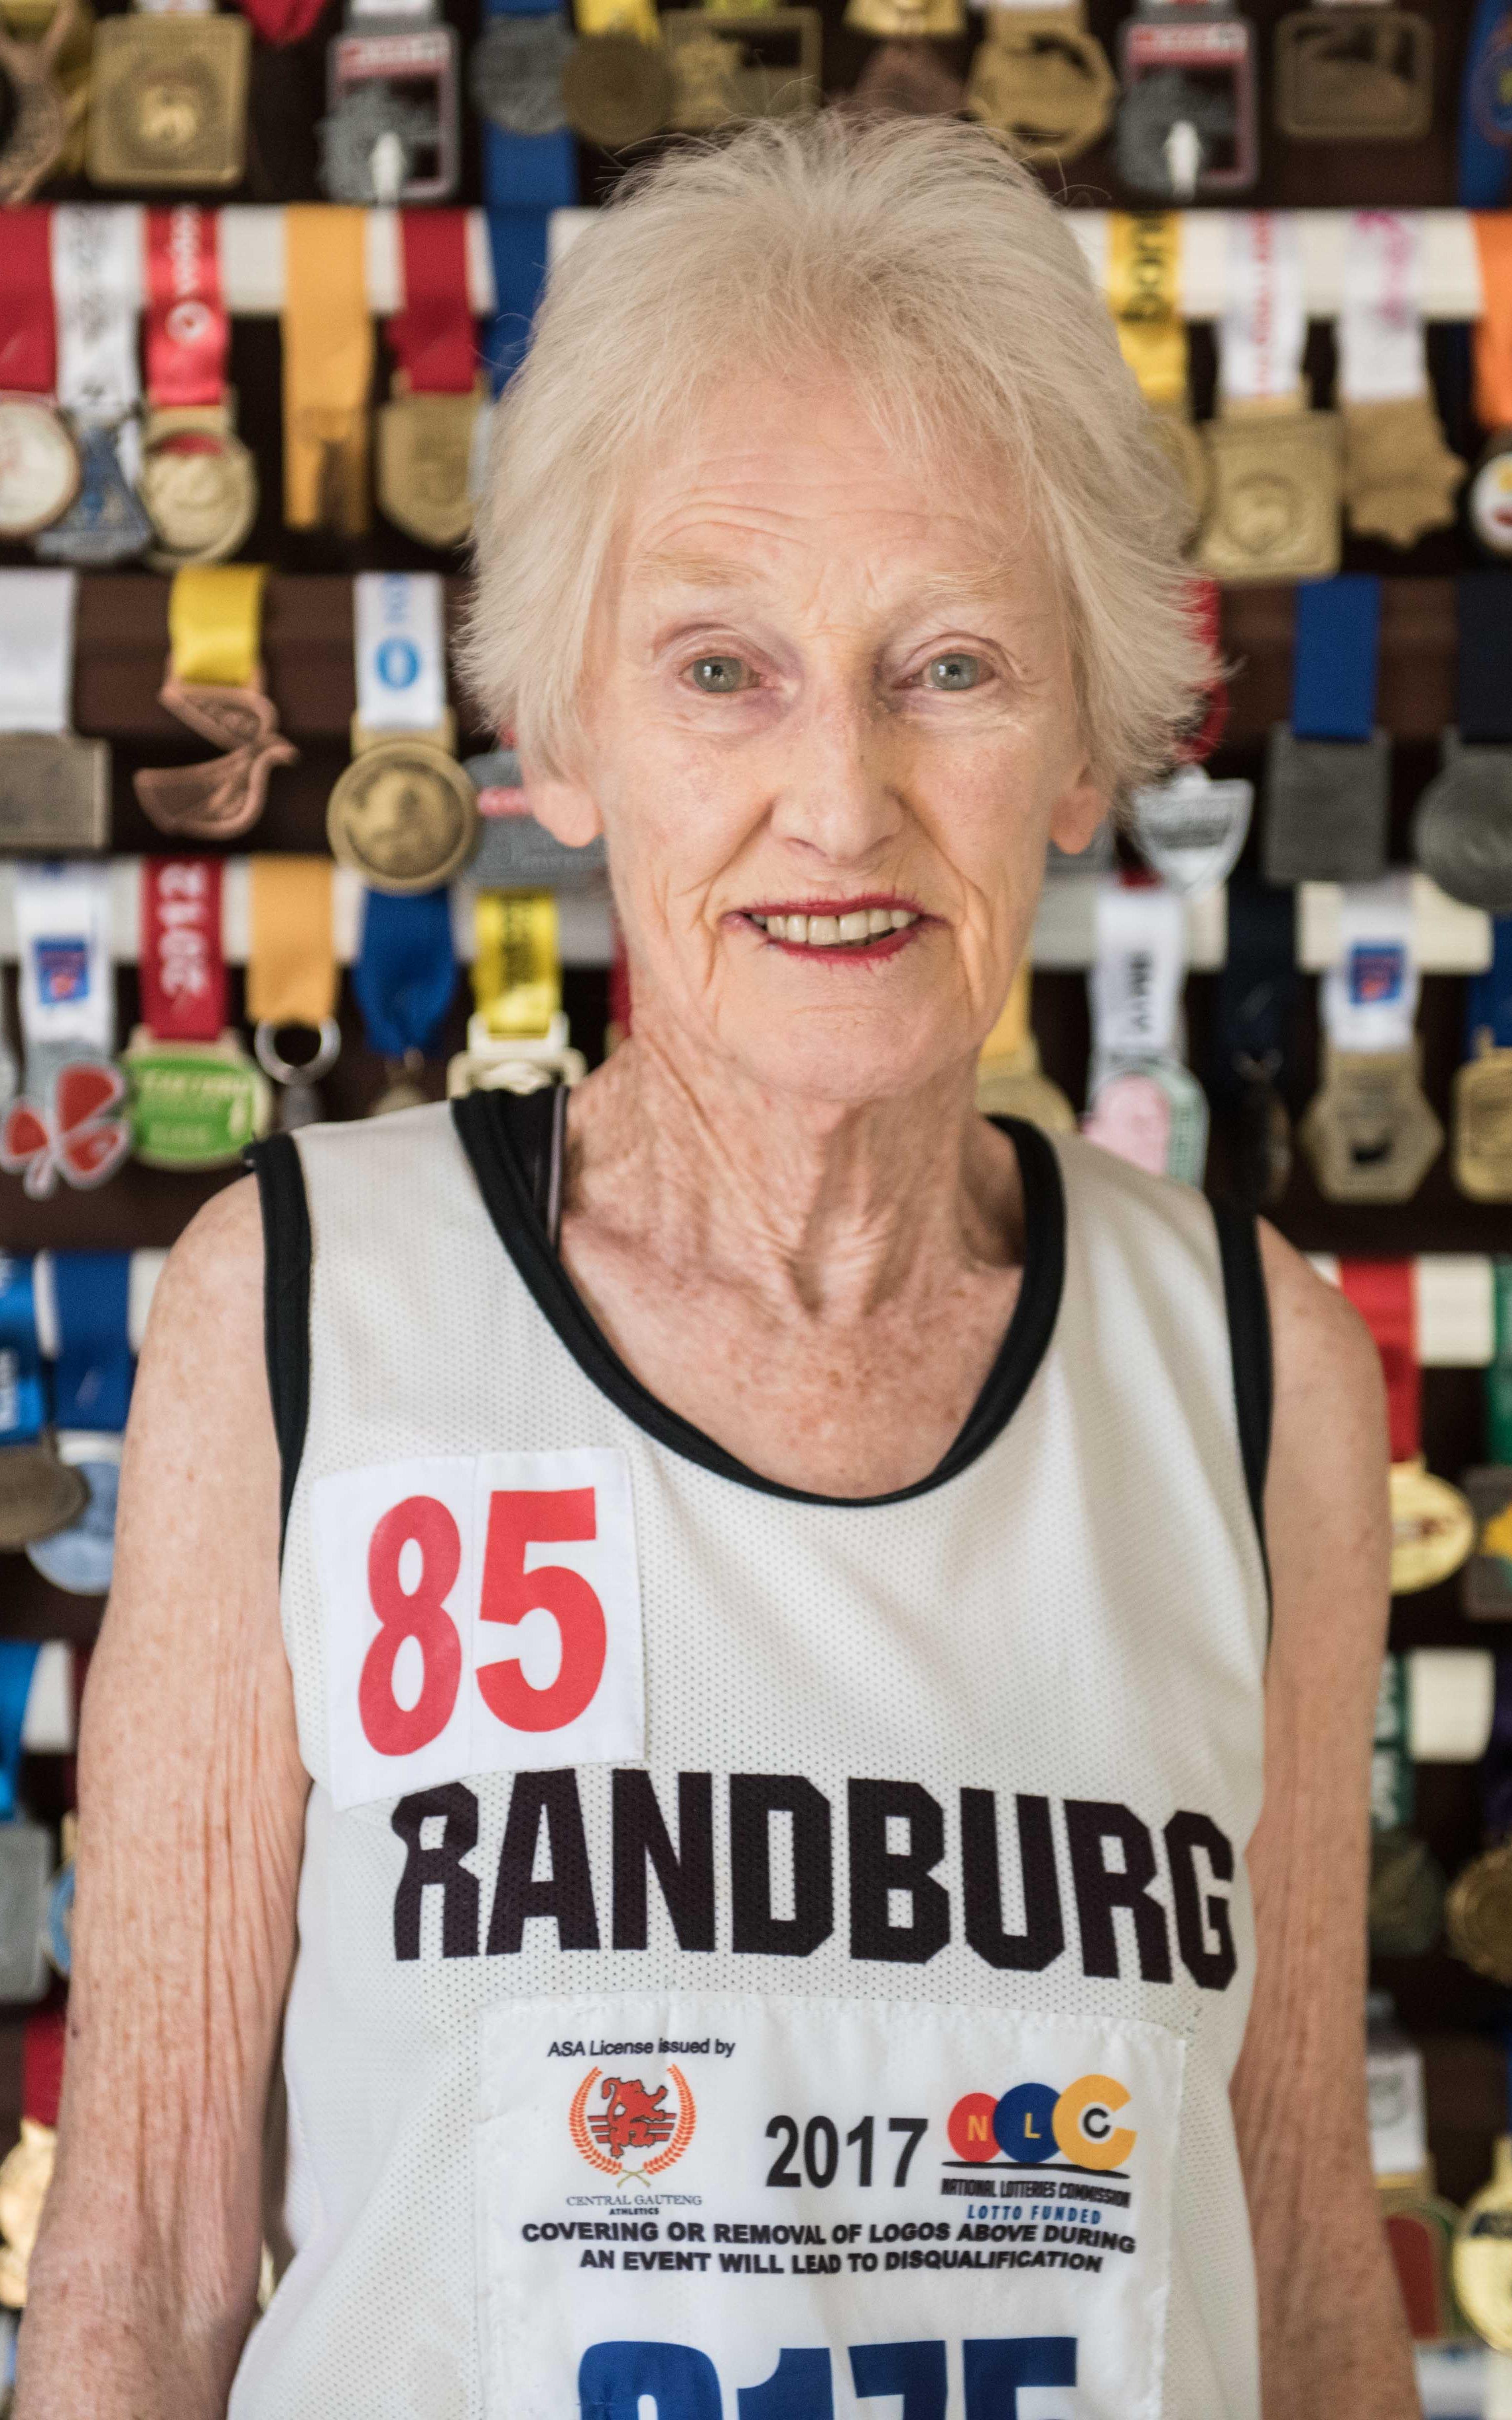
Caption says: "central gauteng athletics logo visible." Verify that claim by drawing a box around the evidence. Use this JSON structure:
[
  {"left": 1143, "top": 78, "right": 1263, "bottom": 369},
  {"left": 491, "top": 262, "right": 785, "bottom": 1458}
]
[{"left": 569, "top": 2067, "right": 697, "bottom": 2181}]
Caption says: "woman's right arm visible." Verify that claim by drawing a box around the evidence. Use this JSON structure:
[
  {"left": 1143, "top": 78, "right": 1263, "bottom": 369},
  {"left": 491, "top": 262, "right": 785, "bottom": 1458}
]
[{"left": 16, "top": 1176, "right": 309, "bottom": 2420}]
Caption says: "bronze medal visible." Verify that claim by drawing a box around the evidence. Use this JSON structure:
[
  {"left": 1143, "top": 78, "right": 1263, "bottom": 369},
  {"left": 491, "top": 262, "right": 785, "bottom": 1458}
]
[
  {"left": 0, "top": 1437, "right": 88, "bottom": 1551},
  {"left": 87, "top": 11, "right": 250, "bottom": 187},
  {"left": 0, "top": 733, "right": 109, "bottom": 852},
  {"left": 1273, "top": 7, "right": 1432, "bottom": 140},
  {"left": 965, "top": 4, "right": 1116, "bottom": 159},
  {"left": 1455, "top": 1043, "right": 1512, "bottom": 1200},
  {"left": 1299, "top": 1042, "right": 1443, "bottom": 1203},
  {"left": 138, "top": 406, "right": 258, "bottom": 571},
  {"left": 1446, "top": 1844, "right": 1512, "bottom": 1988},
  {"left": 1196, "top": 409, "right": 1342, "bottom": 584},
  {"left": 0, "top": 395, "right": 79, "bottom": 539},
  {"left": 560, "top": 31, "right": 672, "bottom": 144},
  {"left": 1389, "top": 1455, "right": 1476, "bottom": 1594},
  {"left": 376, "top": 381, "right": 481, "bottom": 550},
  {"left": 1342, "top": 396, "right": 1465, "bottom": 549},
  {"left": 0, "top": 0, "right": 74, "bottom": 202},
  {"left": 134, "top": 678, "right": 297, "bottom": 843},
  {"left": 328, "top": 738, "right": 479, "bottom": 895}
]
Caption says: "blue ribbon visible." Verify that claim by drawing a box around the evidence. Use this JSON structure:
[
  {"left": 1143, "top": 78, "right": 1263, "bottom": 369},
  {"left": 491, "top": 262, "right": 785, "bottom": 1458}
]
[
  {"left": 485, "top": 203, "right": 563, "bottom": 391},
  {"left": 1469, "top": 918, "right": 1512, "bottom": 1055},
  {"left": 0, "top": 1261, "right": 46, "bottom": 1446},
  {"left": 0, "top": 1644, "right": 40, "bottom": 1822},
  {"left": 52, "top": 1252, "right": 133, "bottom": 1433},
  {"left": 1459, "top": 0, "right": 1512, "bottom": 206},
  {"left": 352, "top": 889, "right": 459, "bottom": 1061},
  {"left": 1290, "top": 576, "right": 1381, "bottom": 742}
]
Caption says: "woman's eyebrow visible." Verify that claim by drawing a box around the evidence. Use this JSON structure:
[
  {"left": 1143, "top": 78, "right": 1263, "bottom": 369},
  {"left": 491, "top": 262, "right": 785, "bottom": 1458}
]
[{"left": 629, "top": 550, "right": 759, "bottom": 592}]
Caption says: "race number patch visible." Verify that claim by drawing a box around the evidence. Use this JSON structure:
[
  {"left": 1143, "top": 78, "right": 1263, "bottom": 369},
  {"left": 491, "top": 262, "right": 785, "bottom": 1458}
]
[
  {"left": 311, "top": 1448, "right": 644, "bottom": 1810},
  {"left": 477, "top": 1993, "right": 1185, "bottom": 2420}
]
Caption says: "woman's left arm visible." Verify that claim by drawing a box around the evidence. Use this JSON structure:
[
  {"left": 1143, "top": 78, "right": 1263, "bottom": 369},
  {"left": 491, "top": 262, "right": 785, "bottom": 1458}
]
[{"left": 1231, "top": 1225, "right": 1418, "bottom": 2420}]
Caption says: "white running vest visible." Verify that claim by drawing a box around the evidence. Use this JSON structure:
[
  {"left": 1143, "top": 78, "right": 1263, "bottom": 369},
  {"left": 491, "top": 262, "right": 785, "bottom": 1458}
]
[{"left": 230, "top": 1098, "right": 1270, "bottom": 2420}]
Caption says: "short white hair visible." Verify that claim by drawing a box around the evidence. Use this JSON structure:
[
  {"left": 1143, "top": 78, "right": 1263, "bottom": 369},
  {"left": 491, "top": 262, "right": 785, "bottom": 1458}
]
[{"left": 462, "top": 115, "right": 1211, "bottom": 794}]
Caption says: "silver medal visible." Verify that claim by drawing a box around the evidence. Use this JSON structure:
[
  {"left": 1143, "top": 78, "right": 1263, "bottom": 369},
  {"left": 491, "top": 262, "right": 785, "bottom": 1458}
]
[
  {"left": 1130, "top": 762, "right": 1253, "bottom": 897},
  {"left": 1262, "top": 724, "right": 1391, "bottom": 885},
  {"left": 1413, "top": 734, "right": 1512, "bottom": 913},
  {"left": 33, "top": 423, "right": 151, "bottom": 567},
  {"left": 468, "top": 12, "right": 571, "bottom": 134}
]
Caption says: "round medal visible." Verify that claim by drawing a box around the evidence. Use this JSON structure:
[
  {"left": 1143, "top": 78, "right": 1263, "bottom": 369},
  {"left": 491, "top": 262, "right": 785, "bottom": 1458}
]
[
  {"left": 138, "top": 425, "right": 258, "bottom": 566},
  {"left": 328, "top": 740, "right": 480, "bottom": 895},
  {"left": 1470, "top": 438, "right": 1512, "bottom": 560},
  {"left": 468, "top": 12, "right": 572, "bottom": 134},
  {"left": 0, "top": 394, "right": 79, "bottom": 538},
  {"left": 560, "top": 33, "right": 673, "bottom": 146},
  {"left": 1446, "top": 1842, "right": 1512, "bottom": 1986},
  {"left": 0, "top": 1439, "right": 88, "bottom": 1551},
  {"left": 1389, "top": 1456, "right": 1476, "bottom": 1594},
  {"left": 1413, "top": 743, "right": 1512, "bottom": 914},
  {"left": 1455, "top": 2137, "right": 1512, "bottom": 2353}
]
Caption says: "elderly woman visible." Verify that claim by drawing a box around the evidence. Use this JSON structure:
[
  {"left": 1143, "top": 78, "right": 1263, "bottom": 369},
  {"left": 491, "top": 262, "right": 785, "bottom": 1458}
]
[{"left": 21, "top": 119, "right": 1410, "bottom": 2420}]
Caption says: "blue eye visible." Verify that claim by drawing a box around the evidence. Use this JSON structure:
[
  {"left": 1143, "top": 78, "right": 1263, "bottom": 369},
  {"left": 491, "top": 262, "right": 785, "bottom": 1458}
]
[
  {"left": 689, "top": 656, "right": 750, "bottom": 693},
  {"left": 922, "top": 653, "right": 984, "bottom": 691}
]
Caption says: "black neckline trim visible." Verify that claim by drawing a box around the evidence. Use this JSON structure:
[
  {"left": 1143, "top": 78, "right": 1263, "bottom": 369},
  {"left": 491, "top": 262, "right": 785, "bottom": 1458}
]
[{"left": 451, "top": 1092, "right": 1066, "bottom": 1510}]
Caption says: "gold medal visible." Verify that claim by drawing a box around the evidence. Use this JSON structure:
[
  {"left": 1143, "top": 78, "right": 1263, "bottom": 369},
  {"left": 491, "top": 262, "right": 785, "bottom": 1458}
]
[
  {"left": 1389, "top": 1454, "right": 1476, "bottom": 1595},
  {"left": 86, "top": 11, "right": 250, "bottom": 188},
  {"left": 0, "top": 394, "right": 80, "bottom": 539},
  {"left": 0, "top": 1438, "right": 88, "bottom": 1550},
  {"left": 1446, "top": 1844, "right": 1512, "bottom": 1986},
  {"left": 1196, "top": 407, "right": 1342, "bottom": 584},
  {"left": 139, "top": 404, "right": 258, "bottom": 570},
  {"left": 1455, "top": 1040, "right": 1512, "bottom": 1200},
  {"left": 660, "top": 6, "right": 821, "bottom": 128},
  {"left": 1341, "top": 395, "right": 1465, "bottom": 550},
  {"left": 328, "top": 734, "right": 479, "bottom": 896},
  {"left": 1456, "top": 2137, "right": 1512, "bottom": 2351},
  {"left": 0, "top": 2117, "right": 54, "bottom": 2309},
  {"left": 965, "top": 3, "right": 1116, "bottom": 160},
  {"left": 1299, "top": 1042, "right": 1443, "bottom": 1203},
  {"left": 376, "top": 380, "right": 483, "bottom": 551}
]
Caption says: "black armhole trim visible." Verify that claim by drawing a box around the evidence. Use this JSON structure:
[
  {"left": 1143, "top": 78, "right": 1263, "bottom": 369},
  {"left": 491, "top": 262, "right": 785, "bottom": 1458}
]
[
  {"left": 245, "top": 1133, "right": 312, "bottom": 1557},
  {"left": 1212, "top": 1201, "right": 1274, "bottom": 1632},
  {"left": 452, "top": 1089, "right": 1065, "bottom": 1510}
]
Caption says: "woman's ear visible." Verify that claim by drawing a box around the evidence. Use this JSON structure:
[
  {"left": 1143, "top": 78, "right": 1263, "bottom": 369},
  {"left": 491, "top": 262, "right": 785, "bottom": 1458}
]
[
  {"left": 520, "top": 763, "right": 604, "bottom": 848},
  {"left": 1048, "top": 768, "right": 1111, "bottom": 857}
]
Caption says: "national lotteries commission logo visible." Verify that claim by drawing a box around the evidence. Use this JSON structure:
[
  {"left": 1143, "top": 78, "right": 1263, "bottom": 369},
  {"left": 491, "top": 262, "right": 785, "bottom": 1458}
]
[
  {"left": 948, "top": 2073, "right": 1136, "bottom": 2177},
  {"left": 569, "top": 2067, "right": 697, "bottom": 2181}
]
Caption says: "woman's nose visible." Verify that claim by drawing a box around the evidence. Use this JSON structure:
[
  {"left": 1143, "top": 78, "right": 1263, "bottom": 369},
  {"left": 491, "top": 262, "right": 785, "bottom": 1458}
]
[{"left": 764, "top": 689, "right": 906, "bottom": 866}]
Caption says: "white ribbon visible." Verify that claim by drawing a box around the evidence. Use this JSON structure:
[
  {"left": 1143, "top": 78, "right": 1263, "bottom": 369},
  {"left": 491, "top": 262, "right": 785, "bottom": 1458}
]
[
  {"left": 1218, "top": 212, "right": 1307, "bottom": 409},
  {"left": 14, "top": 863, "right": 116, "bottom": 1064},
  {"left": 1321, "top": 873, "right": 1419, "bottom": 1053},
  {"left": 1089, "top": 880, "right": 1186, "bottom": 1063},
  {"left": 0, "top": 571, "right": 75, "bottom": 735},
  {"left": 50, "top": 207, "right": 143, "bottom": 429},
  {"left": 354, "top": 571, "right": 449, "bottom": 733},
  {"left": 1337, "top": 211, "right": 1428, "bottom": 406}
]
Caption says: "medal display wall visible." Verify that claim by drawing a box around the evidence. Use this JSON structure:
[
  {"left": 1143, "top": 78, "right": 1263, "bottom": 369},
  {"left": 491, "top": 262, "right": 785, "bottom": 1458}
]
[{"left": 3, "top": 0, "right": 1512, "bottom": 2366}]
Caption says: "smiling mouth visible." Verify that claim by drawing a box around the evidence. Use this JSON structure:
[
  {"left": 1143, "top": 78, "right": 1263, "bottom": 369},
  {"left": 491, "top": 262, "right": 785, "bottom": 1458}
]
[{"left": 744, "top": 903, "right": 923, "bottom": 952}]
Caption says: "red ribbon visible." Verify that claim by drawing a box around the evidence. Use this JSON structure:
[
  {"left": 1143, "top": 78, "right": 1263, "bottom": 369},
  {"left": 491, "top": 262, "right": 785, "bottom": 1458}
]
[
  {"left": 1337, "top": 1259, "right": 1418, "bottom": 1462},
  {"left": 0, "top": 208, "right": 56, "bottom": 396},
  {"left": 388, "top": 211, "right": 476, "bottom": 398},
  {"left": 1176, "top": 576, "right": 1229, "bottom": 765},
  {"left": 145, "top": 208, "right": 230, "bottom": 411},
  {"left": 23, "top": 2005, "right": 66, "bottom": 2129},
  {"left": 140, "top": 859, "right": 226, "bottom": 1043},
  {"left": 234, "top": 0, "right": 332, "bottom": 45}
]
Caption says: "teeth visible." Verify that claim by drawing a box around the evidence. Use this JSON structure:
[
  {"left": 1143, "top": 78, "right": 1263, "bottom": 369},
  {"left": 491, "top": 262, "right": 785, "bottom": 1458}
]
[
  {"left": 753, "top": 909, "right": 920, "bottom": 945},
  {"left": 807, "top": 915, "right": 839, "bottom": 944},
  {"left": 838, "top": 912, "right": 870, "bottom": 942},
  {"left": 889, "top": 908, "right": 913, "bottom": 929},
  {"left": 867, "top": 909, "right": 892, "bottom": 935}
]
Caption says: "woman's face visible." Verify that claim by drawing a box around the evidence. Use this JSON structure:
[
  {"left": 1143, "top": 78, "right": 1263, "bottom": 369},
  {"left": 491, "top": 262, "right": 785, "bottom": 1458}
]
[{"left": 525, "top": 373, "right": 1107, "bottom": 1106}]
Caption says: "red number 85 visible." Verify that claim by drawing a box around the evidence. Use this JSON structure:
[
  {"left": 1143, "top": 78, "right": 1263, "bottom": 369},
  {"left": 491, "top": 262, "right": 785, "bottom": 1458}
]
[{"left": 359, "top": 1488, "right": 607, "bottom": 1755}]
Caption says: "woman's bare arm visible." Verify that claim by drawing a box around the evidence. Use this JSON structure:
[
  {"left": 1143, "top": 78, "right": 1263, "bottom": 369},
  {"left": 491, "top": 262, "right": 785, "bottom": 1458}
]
[
  {"left": 1234, "top": 1226, "right": 1416, "bottom": 2418},
  {"left": 17, "top": 1177, "right": 308, "bottom": 2420}
]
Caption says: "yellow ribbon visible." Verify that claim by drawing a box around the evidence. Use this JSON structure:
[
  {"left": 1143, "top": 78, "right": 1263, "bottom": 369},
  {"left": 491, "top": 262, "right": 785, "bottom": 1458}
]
[
  {"left": 248, "top": 857, "right": 336, "bottom": 1027},
  {"left": 1106, "top": 214, "right": 1189, "bottom": 413},
  {"left": 167, "top": 562, "right": 265, "bottom": 688},
  {"left": 473, "top": 891, "right": 560, "bottom": 1040},
  {"left": 282, "top": 206, "right": 373, "bottom": 536}
]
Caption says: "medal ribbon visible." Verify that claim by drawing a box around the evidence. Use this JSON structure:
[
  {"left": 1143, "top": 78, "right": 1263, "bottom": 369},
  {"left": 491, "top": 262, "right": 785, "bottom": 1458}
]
[
  {"left": 389, "top": 213, "right": 475, "bottom": 397},
  {"left": 1321, "top": 874, "right": 1419, "bottom": 1054},
  {"left": 1219, "top": 213, "right": 1306, "bottom": 410},
  {"left": 140, "top": 859, "right": 226, "bottom": 1043},
  {"left": 1178, "top": 576, "right": 1227, "bottom": 763},
  {"left": 1213, "top": 874, "right": 1298, "bottom": 1099},
  {"left": 49, "top": 207, "right": 140, "bottom": 429},
  {"left": 0, "top": 571, "right": 74, "bottom": 735},
  {"left": 1338, "top": 213, "right": 1428, "bottom": 406},
  {"left": 352, "top": 891, "right": 459, "bottom": 1057},
  {"left": 1459, "top": 569, "right": 1512, "bottom": 743},
  {"left": 486, "top": 207, "right": 559, "bottom": 389},
  {"left": 473, "top": 890, "right": 560, "bottom": 1039},
  {"left": 1474, "top": 215, "right": 1512, "bottom": 434},
  {"left": 0, "top": 1645, "right": 40, "bottom": 1822},
  {"left": 1337, "top": 1258, "right": 1419, "bottom": 1462},
  {"left": 1490, "top": 1260, "right": 1512, "bottom": 1464},
  {"left": 42, "top": 1251, "right": 132, "bottom": 1432},
  {"left": 282, "top": 207, "right": 373, "bottom": 535},
  {"left": 13, "top": 862, "right": 116, "bottom": 1083},
  {"left": 0, "top": 208, "right": 56, "bottom": 395},
  {"left": 0, "top": 1260, "right": 47, "bottom": 1447},
  {"left": 1088, "top": 879, "right": 1185, "bottom": 1067},
  {"left": 235, "top": 0, "right": 331, "bottom": 43},
  {"left": 1106, "top": 214, "right": 1187, "bottom": 411},
  {"left": 1459, "top": 0, "right": 1512, "bottom": 207},
  {"left": 1291, "top": 574, "right": 1380, "bottom": 741},
  {"left": 247, "top": 859, "right": 336, "bottom": 1027},
  {"left": 354, "top": 570, "right": 448, "bottom": 734},
  {"left": 168, "top": 561, "right": 264, "bottom": 687},
  {"left": 145, "top": 208, "right": 229, "bottom": 410}
]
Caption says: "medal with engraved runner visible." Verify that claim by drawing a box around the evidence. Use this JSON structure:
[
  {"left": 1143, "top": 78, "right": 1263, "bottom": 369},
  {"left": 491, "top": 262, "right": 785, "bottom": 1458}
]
[{"left": 329, "top": 572, "right": 479, "bottom": 892}]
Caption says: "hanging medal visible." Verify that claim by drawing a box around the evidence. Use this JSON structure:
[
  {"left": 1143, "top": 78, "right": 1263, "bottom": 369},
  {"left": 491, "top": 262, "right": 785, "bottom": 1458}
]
[
  {"left": 0, "top": 863, "right": 130, "bottom": 1198},
  {"left": 134, "top": 564, "right": 297, "bottom": 843},
  {"left": 1335, "top": 1259, "right": 1474, "bottom": 1593},
  {"left": 27, "top": 1249, "right": 133, "bottom": 1598},
  {"left": 353, "top": 890, "right": 459, "bottom": 1115},
  {"left": 1131, "top": 762, "right": 1252, "bottom": 896},
  {"left": 1208, "top": 875, "right": 1299, "bottom": 1210},
  {"left": 139, "top": 207, "right": 257, "bottom": 573},
  {"left": 322, "top": 0, "right": 460, "bottom": 200},
  {"left": 0, "top": 1259, "right": 87, "bottom": 1551},
  {"left": 561, "top": 0, "right": 672, "bottom": 147},
  {"left": 1455, "top": 917, "right": 1512, "bottom": 1199},
  {"left": 1196, "top": 214, "right": 1341, "bottom": 584},
  {"left": 1414, "top": 573, "right": 1512, "bottom": 916},
  {"left": 0, "top": 0, "right": 80, "bottom": 203},
  {"left": 475, "top": 0, "right": 577, "bottom": 411},
  {"left": 248, "top": 858, "right": 341, "bottom": 1130},
  {"left": 1470, "top": 216, "right": 1512, "bottom": 557},
  {"left": 378, "top": 212, "right": 483, "bottom": 551},
  {"left": 1455, "top": 2117, "right": 1512, "bottom": 2352},
  {"left": 282, "top": 206, "right": 373, "bottom": 540},
  {"left": 468, "top": 738, "right": 609, "bottom": 890},
  {"left": 964, "top": 0, "right": 1115, "bottom": 162},
  {"left": 1115, "top": 0, "right": 1258, "bottom": 198},
  {"left": 124, "top": 859, "right": 270, "bottom": 1169},
  {"left": 1463, "top": 1260, "right": 1512, "bottom": 1617},
  {"left": 1336, "top": 213, "right": 1464, "bottom": 549},
  {"left": 1300, "top": 876, "right": 1443, "bottom": 1201},
  {"left": 659, "top": 4, "right": 821, "bottom": 134},
  {"left": 1103, "top": 214, "right": 1207, "bottom": 538},
  {"left": 0, "top": 571, "right": 109, "bottom": 854},
  {"left": 1263, "top": 574, "right": 1390, "bottom": 885},
  {"left": 85, "top": 0, "right": 250, "bottom": 186},
  {"left": 471, "top": 0, "right": 573, "bottom": 143},
  {"left": 975, "top": 961, "right": 1075, "bottom": 1133},
  {"left": 0, "top": 210, "right": 80, "bottom": 544},
  {"left": 1274, "top": 0, "right": 1431, "bottom": 141},
  {"left": 328, "top": 572, "right": 479, "bottom": 895},
  {"left": 448, "top": 888, "right": 586, "bottom": 1094},
  {"left": 33, "top": 206, "right": 150, "bottom": 569},
  {"left": 1080, "top": 878, "right": 1208, "bottom": 1185}
]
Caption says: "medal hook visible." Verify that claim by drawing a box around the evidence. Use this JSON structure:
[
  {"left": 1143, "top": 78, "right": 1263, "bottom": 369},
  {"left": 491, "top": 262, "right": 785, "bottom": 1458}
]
[{"left": 253, "top": 1017, "right": 342, "bottom": 1088}]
